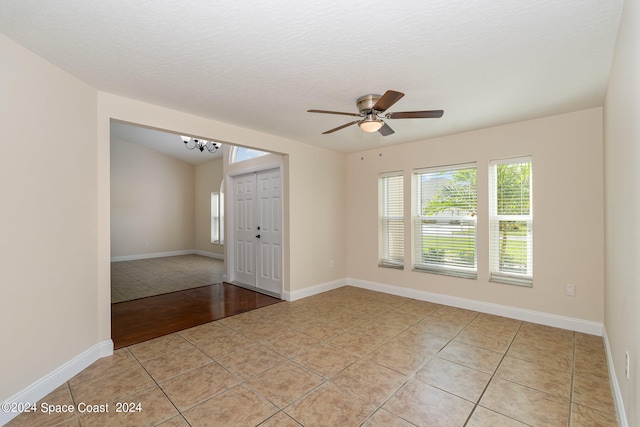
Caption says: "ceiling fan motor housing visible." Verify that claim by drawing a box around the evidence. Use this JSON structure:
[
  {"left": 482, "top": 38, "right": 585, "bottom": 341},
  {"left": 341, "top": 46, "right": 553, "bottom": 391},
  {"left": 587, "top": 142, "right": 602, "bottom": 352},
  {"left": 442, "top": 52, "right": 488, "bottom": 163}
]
[{"left": 357, "top": 94, "right": 382, "bottom": 114}]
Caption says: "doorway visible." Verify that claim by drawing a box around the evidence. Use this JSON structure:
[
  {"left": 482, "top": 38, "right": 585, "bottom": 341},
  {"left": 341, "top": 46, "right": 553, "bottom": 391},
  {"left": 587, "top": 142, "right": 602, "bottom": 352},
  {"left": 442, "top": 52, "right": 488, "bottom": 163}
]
[{"left": 230, "top": 168, "right": 283, "bottom": 297}]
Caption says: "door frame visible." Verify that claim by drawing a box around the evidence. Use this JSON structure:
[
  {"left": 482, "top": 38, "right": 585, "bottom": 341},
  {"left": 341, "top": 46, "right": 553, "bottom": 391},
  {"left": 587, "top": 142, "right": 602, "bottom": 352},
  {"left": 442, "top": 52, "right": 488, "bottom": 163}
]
[{"left": 226, "top": 161, "right": 284, "bottom": 298}]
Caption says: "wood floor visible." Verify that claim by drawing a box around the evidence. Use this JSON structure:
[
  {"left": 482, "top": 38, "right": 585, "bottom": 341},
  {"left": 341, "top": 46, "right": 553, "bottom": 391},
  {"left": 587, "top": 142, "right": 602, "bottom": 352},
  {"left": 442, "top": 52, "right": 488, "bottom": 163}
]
[{"left": 111, "top": 283, "right": 282, "bottom": 349}]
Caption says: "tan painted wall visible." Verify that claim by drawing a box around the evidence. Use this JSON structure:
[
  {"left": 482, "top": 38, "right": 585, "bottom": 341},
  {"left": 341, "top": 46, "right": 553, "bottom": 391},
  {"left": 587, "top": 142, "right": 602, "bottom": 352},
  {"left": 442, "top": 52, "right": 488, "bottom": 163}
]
[
  {"left": 110, "top": 137, "right": 196, "bottom": 257},
  {"left": 604, "top": 0, "right": 640, "bottom": 423},
  {"left": 0, "top": 34, "right": 98, "bottom": 400},
  {"left": 194, "top": 157, "right": 224, "bottom": 257},
  {"left": 347, "top": 108, "right": 604, "bottom": 323}
]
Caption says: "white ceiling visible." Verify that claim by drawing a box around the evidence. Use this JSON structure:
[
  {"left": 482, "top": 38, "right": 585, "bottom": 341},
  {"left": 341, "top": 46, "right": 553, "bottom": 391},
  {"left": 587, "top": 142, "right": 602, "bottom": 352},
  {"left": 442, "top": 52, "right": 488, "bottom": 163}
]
[{"left": 0, "top": 0, "right": 623, "bottom": 154}]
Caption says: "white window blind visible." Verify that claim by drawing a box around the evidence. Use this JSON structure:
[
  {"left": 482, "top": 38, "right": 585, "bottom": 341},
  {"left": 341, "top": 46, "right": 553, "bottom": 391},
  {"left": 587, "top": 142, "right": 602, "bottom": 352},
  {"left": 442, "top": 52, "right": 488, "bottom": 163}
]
[
  {"left": 489, "top": 157, "right": 533, "bottom": 286},
  {"left": 413, "top": 164, "right": 477, "bottom": 279},
  {"left": 379, "top": 172, "right": 404, "bottom": 269}
]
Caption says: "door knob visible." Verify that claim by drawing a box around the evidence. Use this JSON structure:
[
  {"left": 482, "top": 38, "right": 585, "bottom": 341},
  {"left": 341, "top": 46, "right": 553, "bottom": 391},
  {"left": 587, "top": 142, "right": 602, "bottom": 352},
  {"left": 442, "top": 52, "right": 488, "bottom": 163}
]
[{"left": 255, "top": 234, "right": 261, "bottom": 239}]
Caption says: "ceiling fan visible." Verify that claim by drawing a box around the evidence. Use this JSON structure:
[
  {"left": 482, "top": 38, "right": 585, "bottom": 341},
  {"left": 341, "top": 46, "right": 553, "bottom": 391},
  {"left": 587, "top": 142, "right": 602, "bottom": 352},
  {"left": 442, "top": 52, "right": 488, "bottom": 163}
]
[{"left": 307, "top": 90, "right": 443, "bottom": 136}]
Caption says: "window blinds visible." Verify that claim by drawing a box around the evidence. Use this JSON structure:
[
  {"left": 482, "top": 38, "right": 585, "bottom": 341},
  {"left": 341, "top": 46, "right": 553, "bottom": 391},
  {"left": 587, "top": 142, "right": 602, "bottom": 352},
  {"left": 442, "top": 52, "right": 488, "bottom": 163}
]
[
  {"left": 379, "top": 172, "right": 404, "bottom": 268},
  {"left": 413, "top": 164, "right": 477, "bottom": 279},
  {"left": 489, "top": 157, "right": 533, "bottom": 286}
]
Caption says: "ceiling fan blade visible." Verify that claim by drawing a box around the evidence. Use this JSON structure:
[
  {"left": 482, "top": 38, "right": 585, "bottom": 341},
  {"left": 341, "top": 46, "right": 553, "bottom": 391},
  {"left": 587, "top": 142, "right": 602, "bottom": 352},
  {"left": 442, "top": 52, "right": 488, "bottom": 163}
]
[
  {"left": 322, "top": 120, "right": 360, "bottom": 134},
  {"left": 378, "top": 122, "right": 395, "bottom": 136},
  {"left": 308, "top": 109, "right": 362, "bottom": 117},
  {"left": 372, "top": 90, "right": 405, "bottom": 112},
  {"left": 386, "top": 110, "right": 444, "bottom": 119}
]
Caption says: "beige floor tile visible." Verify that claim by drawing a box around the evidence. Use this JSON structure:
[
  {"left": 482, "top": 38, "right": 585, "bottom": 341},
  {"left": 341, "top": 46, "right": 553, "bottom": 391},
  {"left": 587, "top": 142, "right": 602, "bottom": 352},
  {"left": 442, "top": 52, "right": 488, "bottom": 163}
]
[
  {"left": 159, "top": 362, "right": 240, "bottom": 411},
  {"left": 506, "top": 335, "right": 574, "bottom": 372},
  {"left": 183, "top": 384, "right": 277, "bottom": 427},
  {"left": 327, "top": 329, "right": 389, "bottom": 357},
  {"left": 78, "top": 385, "right": 178, "bottom": 427},
  {"left": 293, "top": 342, "right": 359, "bottom": 377},
  {"left": 570, "top": 403, "right": 618, "bottom": 426},
  {"left": 156, "top": 415, "right": 191, "bottom": 427},
  {"left": 261, "top": 329, "right": 320, "bottom": 358},
  {"left": 415, "top": 357, "right": 491, "bottom": 403},
  {"left": 438, "top": 341, "right": 503, "bottom": 374},
  {"left": 350, "top": 318, "right": 409, "bottom": 339},
  {"left": 332, "top": 359, "right": 408, "bottom": 406},
  {"left": 246, "top": 361, "right": 324, "bottom": 408},
  {"left": 409, "top": 317, "right": 466, "bottom": 339},
  {"left": 389, "top": 328, "right": 451, "bottom": 355},
  {"left": 292, "top": 318, "right": 348, "bottom": 340},
  {"left": 572, "top": 375, "right": 617, "bottom": 415},
  {"left": 383, "top": 378, "right": 474, "bottom": 427},
  {"left": 466, "top": 406, "right": 528, "bottom": 426},
  {"left": 70, "top": 363, "right": 154, "bottom": 405},
  {"left": 194, "top": 331, "right": 255, "bottom": 359},
  {"left": 496, "top": 355, "right": 572, "bottom": 398},
  {"left": 480, "top": 377, "right": 570, "bottom": 426},
  {"left": 258, "top": 411, "right": 303, "bottom": 427},
  {"left": 178, "top": 321, "right": 235, "bottom": 345},
  {"left": 361, "top": 408, "right": 415, "bottom": 426},
  {"left": 575, "top": 347, "right": 609, "bottom": 381},
  {"left": 455, "top": 326, "right": 515, "bottom": 353},
  {"left": 234, "top": 321, "right": 291, "bottom": 342},
  {"left": 140, "top": 346, "right": 212, "bottom": 383},
  {"left": 68, "top": 348, "right": 138, "bottom": 386},
  {"left": 367, "top": 340, "right": 433, "bottom": 375},
  {"left": 129, "top": 333, "right": 194, "bottom": 361},
  {"left": 430, "top": 306, "right": 479, "bottom": 325},
  {"left": 375, "top": 309, "right": 424, "bottom": 329},
  {"left": 397, "top": 299, "right": 442, "bottom": 317},
  {"left": 5, "top": 386, "right": 77, "bottom": 427},
  {"left": 285, "top": 381, "right": 376, "bottom": 427},
  {"left": 217, "top": 345, "right": 286, "bottom": 380}
]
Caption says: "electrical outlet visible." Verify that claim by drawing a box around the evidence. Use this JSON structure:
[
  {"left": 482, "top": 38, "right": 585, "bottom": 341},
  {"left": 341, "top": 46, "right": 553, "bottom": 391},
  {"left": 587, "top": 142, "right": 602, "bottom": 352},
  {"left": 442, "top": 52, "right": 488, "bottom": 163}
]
[
  {"left": 565, "top": 284, "right": 576, "bottom": 296},
  {"left": 329, "top": 259, "right": 335, "bottom": 268},
  {"left": 625, "top": 351, "right": 630, "bottom": 379}
]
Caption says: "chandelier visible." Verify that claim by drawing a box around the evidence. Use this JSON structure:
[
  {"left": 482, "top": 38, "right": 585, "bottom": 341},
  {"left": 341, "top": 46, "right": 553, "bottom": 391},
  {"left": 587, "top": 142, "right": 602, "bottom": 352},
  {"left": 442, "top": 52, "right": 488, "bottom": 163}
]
[{"left": 181, "top": 136, "right": 221, "bottom": 153}]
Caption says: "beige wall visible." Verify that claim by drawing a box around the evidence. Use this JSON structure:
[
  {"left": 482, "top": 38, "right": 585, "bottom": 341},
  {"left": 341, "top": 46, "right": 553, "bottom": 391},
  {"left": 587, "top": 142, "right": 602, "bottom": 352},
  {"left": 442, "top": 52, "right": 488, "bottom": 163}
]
[
  {"left": 0, "top": 34, "right": 99, "bottom": 400},
  {"left": 347, "top": 108, "right": 604, "bottom": 323},
  {"left": 194, "top": 157, "right": 224, "bottom": 256},
  {"left": 604, "top": 0, "right": 640, "bottom": 423},
  {"left": 110, "top": 137, "right": 196, "bottom": 257}
]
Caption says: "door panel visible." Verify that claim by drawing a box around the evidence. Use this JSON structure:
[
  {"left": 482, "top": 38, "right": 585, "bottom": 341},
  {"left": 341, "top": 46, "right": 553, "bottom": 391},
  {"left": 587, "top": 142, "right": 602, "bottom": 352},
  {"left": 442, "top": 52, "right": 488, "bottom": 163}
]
[
  {"left": 232, "top": 168, "right": 282, "bottom": 296},
  {"left": 233, "top": 174, "right": 256, "bottom": 286}
]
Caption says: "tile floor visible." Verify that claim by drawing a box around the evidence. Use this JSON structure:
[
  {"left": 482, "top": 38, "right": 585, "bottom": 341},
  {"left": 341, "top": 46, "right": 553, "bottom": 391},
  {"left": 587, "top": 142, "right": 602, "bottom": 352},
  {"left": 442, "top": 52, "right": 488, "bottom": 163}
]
[
  {"left": 111, "top": 255, "right": 225, "bottom": 303},
  {"left": 7, "top": 287, "right": 618, "bottom": 426}
]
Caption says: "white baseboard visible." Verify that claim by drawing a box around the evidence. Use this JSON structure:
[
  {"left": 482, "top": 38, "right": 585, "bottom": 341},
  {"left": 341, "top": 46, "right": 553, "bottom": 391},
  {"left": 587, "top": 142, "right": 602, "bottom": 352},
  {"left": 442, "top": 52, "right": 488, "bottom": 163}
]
[
  {"left": 284, "top": 278, "right": 348, "bottom": 302},
  {"left": 193, "top": 250, "right": 224, "bottom": 260},
  {"left": 346, "top": 278, "right": 604, "bottom": 336},
  {"left": 0, "top": 340, "right": 113, "bottom": 426},
  {"left": 111, "top": 250, "right": 223, "bottom": 262},
  {"left": 603, "top": 327, "right": 629, "bottom": 427}
]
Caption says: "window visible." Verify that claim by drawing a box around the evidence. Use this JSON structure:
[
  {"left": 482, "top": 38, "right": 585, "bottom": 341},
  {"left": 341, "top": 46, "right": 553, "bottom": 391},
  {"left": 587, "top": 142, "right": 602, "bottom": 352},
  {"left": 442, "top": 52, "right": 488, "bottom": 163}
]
[
  {"left": 211, "top": 181, "right": 225, "bottom": 245},
  {"left": 489, "top": 157, "right": 533, "bottom": 286},
  {"left": 379, "top": 172, "right": 404, "bottom": 269},
  {"left": 211, "top": 192, "right": 220, "bottom": 244},
  {"left": 231, "top": 146, "right": 269, "bottom": 163},
  {"left": 413, "top": 164, "right": 477, "bottom": 279}
]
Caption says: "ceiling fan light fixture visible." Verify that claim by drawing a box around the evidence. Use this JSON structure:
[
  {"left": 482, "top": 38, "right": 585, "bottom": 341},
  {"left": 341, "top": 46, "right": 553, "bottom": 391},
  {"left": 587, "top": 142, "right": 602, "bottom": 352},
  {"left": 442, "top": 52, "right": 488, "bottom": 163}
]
[{"left": 358, "top": 118, "right": 383, "bottom": 133}]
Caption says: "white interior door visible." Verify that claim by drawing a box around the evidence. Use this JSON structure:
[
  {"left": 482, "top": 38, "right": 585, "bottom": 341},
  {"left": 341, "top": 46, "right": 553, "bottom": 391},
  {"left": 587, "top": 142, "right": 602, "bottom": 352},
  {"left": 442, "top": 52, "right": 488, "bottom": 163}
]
[
  {"left": 255, "top": 168, "right": 282, "bottom": 294},
  {"left": 232, "top": 168, "right": 282, "bottom": 296}
]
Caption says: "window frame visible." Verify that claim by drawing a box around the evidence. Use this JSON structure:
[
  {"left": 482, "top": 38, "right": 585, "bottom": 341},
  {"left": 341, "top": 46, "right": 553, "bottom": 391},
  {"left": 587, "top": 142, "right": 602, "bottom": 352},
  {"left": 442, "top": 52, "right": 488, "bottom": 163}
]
[
  {"left": 412, "top": 163, "right": 478, "bottom": 279},
  {"left": 378, "top": 171, "right": 404, "bottom": 269},
  {"left": 489, "top": 156, "right": 533, "bottom": 286}
]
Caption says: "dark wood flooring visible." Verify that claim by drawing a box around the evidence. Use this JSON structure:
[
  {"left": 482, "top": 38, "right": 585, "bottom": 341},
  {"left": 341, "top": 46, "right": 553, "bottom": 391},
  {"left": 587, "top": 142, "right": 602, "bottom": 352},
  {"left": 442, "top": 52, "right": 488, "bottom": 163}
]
[{"left": 111, "top": 283, "right": 282, "bottom": 349}]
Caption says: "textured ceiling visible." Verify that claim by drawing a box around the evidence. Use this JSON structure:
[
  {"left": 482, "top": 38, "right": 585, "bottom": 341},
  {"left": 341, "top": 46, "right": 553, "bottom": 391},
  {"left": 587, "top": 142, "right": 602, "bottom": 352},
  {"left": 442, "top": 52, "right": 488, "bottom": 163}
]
[{"left": 0, "top": 0, "right": 623, "bottom": 153}]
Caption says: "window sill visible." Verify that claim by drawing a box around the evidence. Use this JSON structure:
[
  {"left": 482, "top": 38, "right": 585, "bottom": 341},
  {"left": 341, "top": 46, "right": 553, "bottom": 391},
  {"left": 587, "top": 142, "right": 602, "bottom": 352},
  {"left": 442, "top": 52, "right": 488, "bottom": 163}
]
[
  {"left": 378, "top": 262, "right": 404, "bottom": 270},
  {"left": 412, "top": 266, "right": 477, "bottom": 280},
  {"left": 490, "top": 274, "right": 532, "bottom": 287}
]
